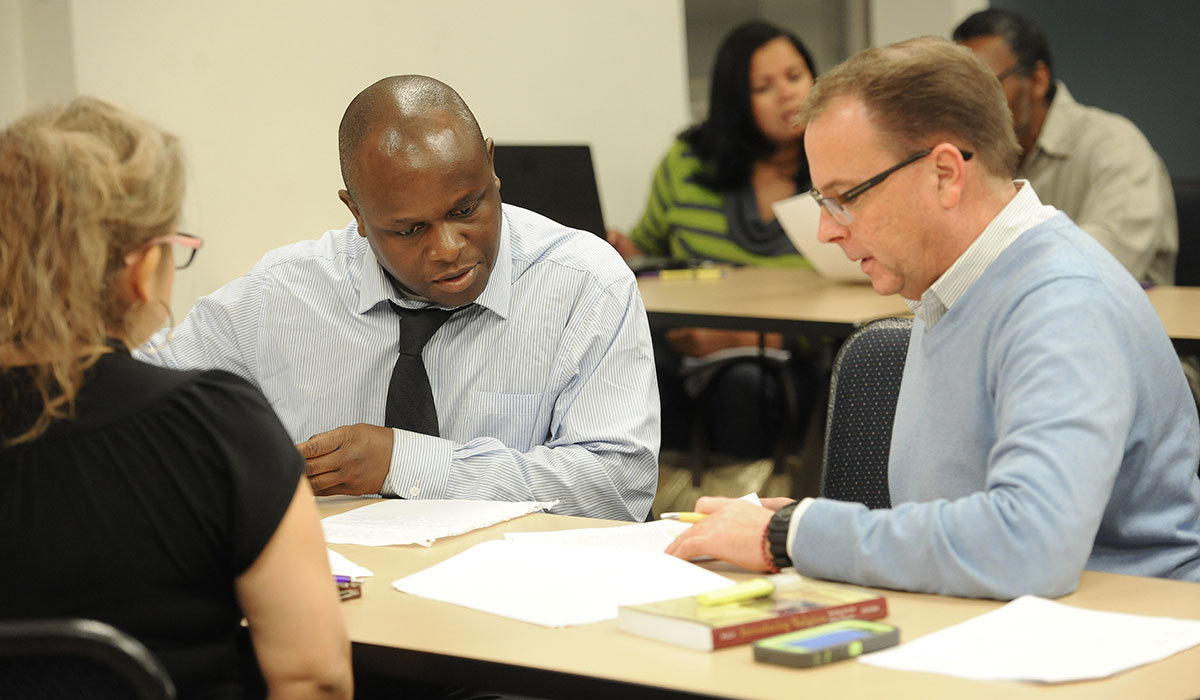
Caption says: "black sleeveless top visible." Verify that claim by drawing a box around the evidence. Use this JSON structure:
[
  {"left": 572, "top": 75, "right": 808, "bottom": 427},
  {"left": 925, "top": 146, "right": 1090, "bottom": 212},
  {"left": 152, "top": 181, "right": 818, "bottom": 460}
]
[{"left": 1, "top": 349, "right": 302, "bottom": 699}]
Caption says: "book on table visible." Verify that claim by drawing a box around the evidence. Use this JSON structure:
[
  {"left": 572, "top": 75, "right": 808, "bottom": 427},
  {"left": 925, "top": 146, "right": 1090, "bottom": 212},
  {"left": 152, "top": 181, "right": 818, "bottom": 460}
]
[{"left": 617, "top": 573, "right": 887, "bottom": 651}]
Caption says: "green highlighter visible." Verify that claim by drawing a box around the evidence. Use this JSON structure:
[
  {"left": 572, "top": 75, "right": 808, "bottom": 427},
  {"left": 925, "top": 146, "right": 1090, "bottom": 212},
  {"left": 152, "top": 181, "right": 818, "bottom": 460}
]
[{"left": 753, "top": 620, "right": 900, "bottom": 668}]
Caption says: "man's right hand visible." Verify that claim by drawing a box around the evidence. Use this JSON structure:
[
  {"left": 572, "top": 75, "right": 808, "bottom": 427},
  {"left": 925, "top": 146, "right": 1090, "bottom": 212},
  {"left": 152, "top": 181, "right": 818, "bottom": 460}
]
[
  {"left": 297, "top": 423, "right": 393, "bottom": 496},
  {"left": 664, "top": 497, "right": 776, "bottom": 572}
]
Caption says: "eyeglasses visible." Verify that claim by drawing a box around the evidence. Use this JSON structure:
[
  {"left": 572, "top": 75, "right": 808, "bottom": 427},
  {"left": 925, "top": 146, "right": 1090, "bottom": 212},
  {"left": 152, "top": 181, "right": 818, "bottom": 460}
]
[
  {"left": 124, "top": 232, "right": 204, "bottom": 270},
  {"left": 809, "top": 148, "right": 973, "bottom": 225},
  {"left": 995, "top": 63, "right": 1024, "bottom": 81}
]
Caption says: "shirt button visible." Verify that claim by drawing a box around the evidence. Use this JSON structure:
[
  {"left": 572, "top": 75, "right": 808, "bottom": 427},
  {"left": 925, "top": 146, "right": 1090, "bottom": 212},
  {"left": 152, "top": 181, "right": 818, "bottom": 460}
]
[{"left": 409, "top": 486, "right": 420, "bottom": 497}]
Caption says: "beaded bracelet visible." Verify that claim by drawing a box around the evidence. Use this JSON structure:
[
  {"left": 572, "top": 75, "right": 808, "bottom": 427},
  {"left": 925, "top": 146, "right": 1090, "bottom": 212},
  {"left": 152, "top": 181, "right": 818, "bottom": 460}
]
[{"left": 761, "top": 526, "right": 781, "bottom": 574}]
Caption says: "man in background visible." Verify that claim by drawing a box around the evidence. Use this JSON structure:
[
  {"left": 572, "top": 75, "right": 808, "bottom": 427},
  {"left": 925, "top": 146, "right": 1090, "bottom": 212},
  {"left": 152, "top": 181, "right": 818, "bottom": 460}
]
[{"left": 954, "top": 7, "right": 1177, "bottom": 285}]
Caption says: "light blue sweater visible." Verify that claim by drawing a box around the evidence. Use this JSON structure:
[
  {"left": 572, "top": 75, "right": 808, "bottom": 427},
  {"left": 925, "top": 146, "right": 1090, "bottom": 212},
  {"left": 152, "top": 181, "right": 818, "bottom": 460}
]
[{"left": 792, "top": 214, "right": 1200, "bottom": 599}]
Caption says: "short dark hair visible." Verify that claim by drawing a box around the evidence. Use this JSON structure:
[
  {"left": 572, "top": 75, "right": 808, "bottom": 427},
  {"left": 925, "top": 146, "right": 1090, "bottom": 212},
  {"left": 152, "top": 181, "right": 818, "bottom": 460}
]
[
  {"left": 952, "top": 8, "right": 1056, "bottom": 101},
  {"left": 684, "top": 20, "right": 816, "bottom": 191}
]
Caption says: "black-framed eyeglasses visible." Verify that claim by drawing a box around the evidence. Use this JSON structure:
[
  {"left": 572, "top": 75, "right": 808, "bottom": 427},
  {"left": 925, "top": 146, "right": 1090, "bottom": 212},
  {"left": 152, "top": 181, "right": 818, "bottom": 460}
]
[
  {"left": 809, "top": 148, "right": 973, "bottom": 225},
  {"left": 124, "top": 231, "right": 204, "bottom": 270}
]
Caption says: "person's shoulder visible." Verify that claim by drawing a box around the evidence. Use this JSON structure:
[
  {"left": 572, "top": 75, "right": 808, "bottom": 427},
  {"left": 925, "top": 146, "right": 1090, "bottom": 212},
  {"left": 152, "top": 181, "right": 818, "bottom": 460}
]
[
  {"left": 164, "top": 366, "right": 301, "bottom": 460},
  {"left": 139, "top": 363, "right": 275, "bottom": 420},
  {"left": 254, "top": 223, "right": 368, "bottom": 276},
  {"left": 663, "top": 137, "right": 705, "bottom": 174},
  {"left": 1001, "top": 214, "right": 1141, "bottom": 298},
  {"left": 1048, "top": 84, "right": 1155, "bottom": 154},
  {"left": 87, "top": 356, "right": 288, "bottom": 445},
  {"left": 505, "top": 205, "right": 634, "bottom": 288}
]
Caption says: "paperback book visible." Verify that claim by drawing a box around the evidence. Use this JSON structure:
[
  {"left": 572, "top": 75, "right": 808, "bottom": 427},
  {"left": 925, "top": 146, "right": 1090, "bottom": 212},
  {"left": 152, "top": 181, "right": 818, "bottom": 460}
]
[{"left": 618, "top": 574, "right": 887, "bottom": 651}]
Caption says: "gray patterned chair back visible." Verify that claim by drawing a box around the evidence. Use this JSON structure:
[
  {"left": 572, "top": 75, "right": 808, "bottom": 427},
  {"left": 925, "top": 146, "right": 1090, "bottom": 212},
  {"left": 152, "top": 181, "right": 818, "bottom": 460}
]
[{"left": 820, "top": 317, "right": 913, "bottom": 509}]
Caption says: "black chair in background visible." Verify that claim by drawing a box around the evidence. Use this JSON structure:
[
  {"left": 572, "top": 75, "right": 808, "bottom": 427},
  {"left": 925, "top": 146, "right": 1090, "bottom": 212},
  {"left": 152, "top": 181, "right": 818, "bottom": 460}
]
[
  {"left": 1173, "top": 178, "right": 1200, "bottom": 286},
  {"left": 820, "top": 317, "right": 913, "bottom": 510},
  {"left": 0, "top": 618, "right": 175, "bottom": 700}
]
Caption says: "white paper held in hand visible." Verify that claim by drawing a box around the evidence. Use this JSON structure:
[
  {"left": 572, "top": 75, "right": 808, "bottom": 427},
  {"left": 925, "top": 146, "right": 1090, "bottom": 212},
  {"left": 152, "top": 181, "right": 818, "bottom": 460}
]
[{"left": 772, "top": 193, "right": 870, "bottom": 282}]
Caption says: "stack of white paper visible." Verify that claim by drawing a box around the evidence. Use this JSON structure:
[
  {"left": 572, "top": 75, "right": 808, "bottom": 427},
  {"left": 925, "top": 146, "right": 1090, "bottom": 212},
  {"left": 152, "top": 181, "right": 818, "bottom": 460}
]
[{"left": 321, "top": 499, "right": 557, "bottom": 547}]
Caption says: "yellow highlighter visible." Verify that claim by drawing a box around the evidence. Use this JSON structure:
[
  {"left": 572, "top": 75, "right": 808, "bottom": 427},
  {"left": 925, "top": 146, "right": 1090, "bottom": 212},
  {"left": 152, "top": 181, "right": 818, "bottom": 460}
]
[
  {"left": 656, "top": 267, "right": 726, "bottom": 281},
  {"left": 697, "top": 572, "right": 804, "bottom": 606}
]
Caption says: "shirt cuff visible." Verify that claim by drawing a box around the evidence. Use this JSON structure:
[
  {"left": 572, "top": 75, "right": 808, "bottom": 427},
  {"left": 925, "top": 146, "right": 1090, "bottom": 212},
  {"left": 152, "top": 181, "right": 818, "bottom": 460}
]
[
  {"left": 785, "top": 497, "right": 816, "bottom": 564},
  {"left": 380, "top": 428, "right": 453, "bottom": 499}
]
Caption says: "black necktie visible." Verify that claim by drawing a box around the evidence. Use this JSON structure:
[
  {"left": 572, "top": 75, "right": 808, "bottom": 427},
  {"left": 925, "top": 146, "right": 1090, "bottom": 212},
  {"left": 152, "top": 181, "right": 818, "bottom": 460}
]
[{"left": 384, "top": 303, "right": 461, "bottom": 435}]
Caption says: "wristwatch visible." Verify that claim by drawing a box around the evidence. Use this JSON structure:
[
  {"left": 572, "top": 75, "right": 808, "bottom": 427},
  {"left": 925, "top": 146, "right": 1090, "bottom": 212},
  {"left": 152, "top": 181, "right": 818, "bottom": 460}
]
[{"left": 766, "top": 503, "right": 798, "bottom": 572}]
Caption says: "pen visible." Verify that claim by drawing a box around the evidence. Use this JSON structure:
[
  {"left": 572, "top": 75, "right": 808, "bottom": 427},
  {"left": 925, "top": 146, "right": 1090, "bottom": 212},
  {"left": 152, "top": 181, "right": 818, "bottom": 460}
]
[
  {"left": 697, "top": 572, "right": 803, "bottom": 606},
  {"left": 660, "top": 511, "right": 707, "bottom": 523}
]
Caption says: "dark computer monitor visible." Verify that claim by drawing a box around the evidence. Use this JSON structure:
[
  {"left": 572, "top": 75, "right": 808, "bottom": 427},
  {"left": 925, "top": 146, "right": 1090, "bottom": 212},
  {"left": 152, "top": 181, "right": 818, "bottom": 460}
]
[{"left": 492, "top": 144, "right": 607, "bottom": 237}]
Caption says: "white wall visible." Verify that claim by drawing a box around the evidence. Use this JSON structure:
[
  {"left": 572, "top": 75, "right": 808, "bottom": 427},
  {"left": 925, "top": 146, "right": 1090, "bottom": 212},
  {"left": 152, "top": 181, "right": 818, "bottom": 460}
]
[
  {"left": 12, "top": 0, "right": 690, "bottom": 318},
  {"left": 0, "top": 0, "right": 25, "bottom": 121},
  {"left": 870, "top": 0, "right": 986, "bottom": 46}
]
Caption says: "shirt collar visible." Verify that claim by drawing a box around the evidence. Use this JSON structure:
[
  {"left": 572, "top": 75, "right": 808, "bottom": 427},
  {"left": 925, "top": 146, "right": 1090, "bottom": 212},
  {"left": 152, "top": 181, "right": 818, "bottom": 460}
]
[
  {"left": 906, "top": 181, "right": 1057, "bottom": 327},
  {"left": 354, "top": 214, "right": 513, "bottom": 319},
  {"left": 1031, "top": 81, "right": 1079, "bottom": 160}
]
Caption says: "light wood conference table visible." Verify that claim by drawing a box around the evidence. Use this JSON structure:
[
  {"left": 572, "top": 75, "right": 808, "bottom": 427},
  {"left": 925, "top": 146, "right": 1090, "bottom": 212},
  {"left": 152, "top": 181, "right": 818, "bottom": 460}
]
[
  {"left": 322, "top": 497, "right": 1200, "bottom": 700},
  {"left": 1146, "top": 285, "right": 1200, "bottom": 355},
  {"left": 638, "top": 267, "right": 1200, "bottom": 354},
  {"left": 636, "top": 267, "right": 908, "bottom": 339}
]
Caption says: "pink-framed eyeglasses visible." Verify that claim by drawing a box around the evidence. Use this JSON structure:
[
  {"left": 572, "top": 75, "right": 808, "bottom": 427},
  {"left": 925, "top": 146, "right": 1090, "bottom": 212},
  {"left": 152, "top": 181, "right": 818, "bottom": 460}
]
[{"left": 124, "top": 232, "right": 204, "bottom": 270}]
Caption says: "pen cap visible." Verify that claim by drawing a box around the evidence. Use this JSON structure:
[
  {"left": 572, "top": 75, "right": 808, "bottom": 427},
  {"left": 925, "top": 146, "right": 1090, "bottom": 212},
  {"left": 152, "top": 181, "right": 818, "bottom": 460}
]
[{"left": 765, "top": 572, "right": 805, "bottom": 589}]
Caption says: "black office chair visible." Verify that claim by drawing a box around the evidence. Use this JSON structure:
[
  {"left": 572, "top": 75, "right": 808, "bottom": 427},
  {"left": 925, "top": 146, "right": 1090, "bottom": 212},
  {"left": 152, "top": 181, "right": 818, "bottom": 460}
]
[
  {"left": 820, "top": 317, "right": 913, "bottom": 509},
  {"left": 0, "top": 618, "right": 176, "bottom": 700},
  {"left": 1173, "top": 178, "right": 1200, "bottom": 286}
]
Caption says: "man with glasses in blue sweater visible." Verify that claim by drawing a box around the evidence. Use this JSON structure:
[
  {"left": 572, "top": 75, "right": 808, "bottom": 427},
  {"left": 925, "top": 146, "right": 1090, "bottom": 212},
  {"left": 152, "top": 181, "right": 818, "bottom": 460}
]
[{"left": 667, "top": 37, "right": 1200, "bottom": 599}]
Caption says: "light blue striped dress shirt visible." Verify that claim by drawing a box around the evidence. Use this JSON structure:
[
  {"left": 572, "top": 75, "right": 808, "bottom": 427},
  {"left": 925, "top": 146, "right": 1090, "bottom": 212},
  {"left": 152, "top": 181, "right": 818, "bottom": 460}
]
[{"left": 143, "top": 205, "right": 660, "bottom": 520}]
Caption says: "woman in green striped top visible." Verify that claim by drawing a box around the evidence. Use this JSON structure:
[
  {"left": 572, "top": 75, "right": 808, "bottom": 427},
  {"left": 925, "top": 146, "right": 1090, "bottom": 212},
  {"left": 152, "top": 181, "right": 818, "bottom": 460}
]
[
  {"left": 611, "top": 20, "right": 823, "bottom": 460},
  {"left": 611, "top": 20, "right": 816, "bottom": 268}
]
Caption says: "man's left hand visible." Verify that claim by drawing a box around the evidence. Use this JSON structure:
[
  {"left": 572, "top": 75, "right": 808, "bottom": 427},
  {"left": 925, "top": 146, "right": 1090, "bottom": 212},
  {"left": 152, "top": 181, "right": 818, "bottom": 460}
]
[{"left": 297, "top": 423, "right": 393, "bottom": 496}]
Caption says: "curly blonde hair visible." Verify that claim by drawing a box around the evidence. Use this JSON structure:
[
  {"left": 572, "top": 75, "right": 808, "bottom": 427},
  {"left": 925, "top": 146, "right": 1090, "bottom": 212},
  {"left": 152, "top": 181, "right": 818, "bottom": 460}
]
[{"left": 0, "top": 96, "right": 185, "bottom": 445}]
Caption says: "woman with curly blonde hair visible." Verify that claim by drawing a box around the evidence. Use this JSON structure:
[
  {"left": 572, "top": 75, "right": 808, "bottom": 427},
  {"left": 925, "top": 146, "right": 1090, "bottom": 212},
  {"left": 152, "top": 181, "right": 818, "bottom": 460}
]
[{"left": 0, "top": 97, "right": 351, "bottom": 700}]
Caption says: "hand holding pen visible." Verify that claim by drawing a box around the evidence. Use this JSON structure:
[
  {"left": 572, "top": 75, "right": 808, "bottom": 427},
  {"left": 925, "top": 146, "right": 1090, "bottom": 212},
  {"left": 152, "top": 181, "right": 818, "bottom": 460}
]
[{"left": 663, "top": 497, "right": 779, "bottom": 572}]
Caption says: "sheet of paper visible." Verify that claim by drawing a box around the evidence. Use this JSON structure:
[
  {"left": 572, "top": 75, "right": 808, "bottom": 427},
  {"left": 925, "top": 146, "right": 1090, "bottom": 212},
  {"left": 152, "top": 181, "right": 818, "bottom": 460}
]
[
  {"left": 393, "top": 539, "right": 735, "bottom": 627},
  {"left": 327, "top": 548, "right": 373, "bottom": 578},
  {"left": 503, "top": 519, "right": 691, "bottom": 552},
  {"left": 502, "top": 492, "right": 762, "bottom": 554},
  {"left": 860, "top": 595, "right": 1200, "bottom": 683},
  {"left": 321, "top": 499, "right": 557, "bottom": 547}
]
